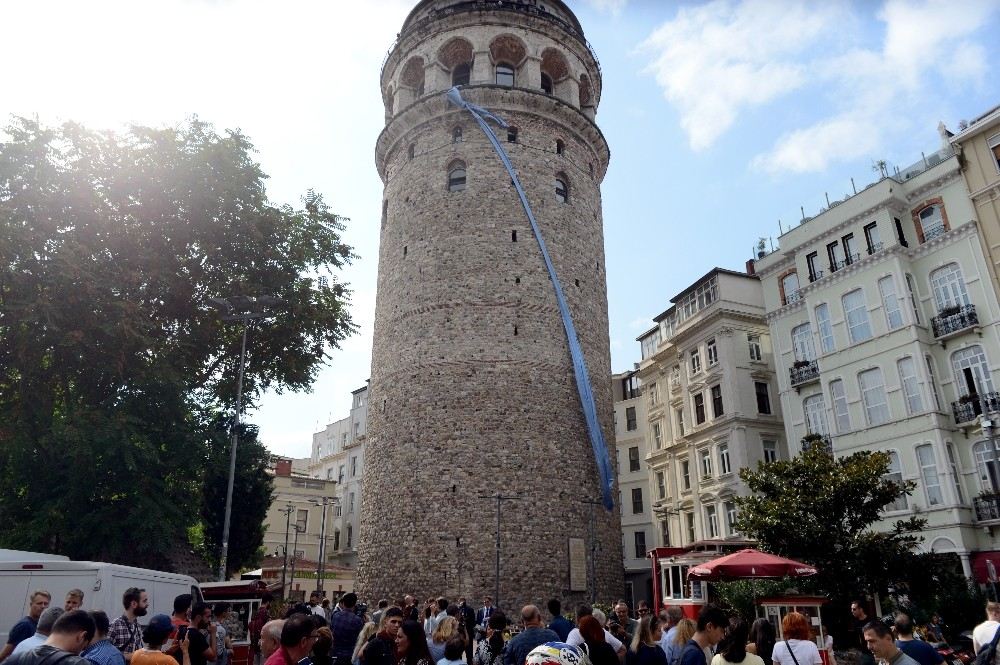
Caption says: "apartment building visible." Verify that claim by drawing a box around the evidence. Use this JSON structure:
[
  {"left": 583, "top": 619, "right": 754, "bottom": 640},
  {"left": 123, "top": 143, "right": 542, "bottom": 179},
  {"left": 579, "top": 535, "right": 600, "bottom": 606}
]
[
  {"left": 952, "top": 105, "right": 1000, "bottom": 298},
  {"left": 308, "top": 384, "right": 369, "bottom": 569},
  {"left": 753, "top": 137, "right": 1000, "bottom": 577},
  {"left": 263, "top": 458, "right": 338, "bottom": 569},
  {"left": 636, "top": 269, "right": 788, "bottom": 561},
  {"left": 613, "top": 369, "right": 654, "bottom": 606}
]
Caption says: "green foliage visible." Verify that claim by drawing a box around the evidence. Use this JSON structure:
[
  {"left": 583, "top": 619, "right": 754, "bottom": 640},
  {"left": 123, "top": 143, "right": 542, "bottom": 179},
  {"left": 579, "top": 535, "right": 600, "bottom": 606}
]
[
  {"left": 0, "top": 116, "right": 354, "bottom": 567},
  {"left": 735, "top": 439, "right": 925, "bottom": 607},
  {"left": 197, "top": 414, "right": 273, "bottom": 578},
  {"left": 712, "top": 579, "right": 797, "bottom": 624}
]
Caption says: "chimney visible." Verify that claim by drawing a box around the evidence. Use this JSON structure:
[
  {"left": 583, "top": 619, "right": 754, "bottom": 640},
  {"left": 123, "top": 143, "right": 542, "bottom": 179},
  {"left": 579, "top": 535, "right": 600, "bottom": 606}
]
[
  {"left": 745, "top": 259, "right": 756, "bottom": 276},
  {"left": 274, "top": 459, "right": 292, "bottom": 477}
]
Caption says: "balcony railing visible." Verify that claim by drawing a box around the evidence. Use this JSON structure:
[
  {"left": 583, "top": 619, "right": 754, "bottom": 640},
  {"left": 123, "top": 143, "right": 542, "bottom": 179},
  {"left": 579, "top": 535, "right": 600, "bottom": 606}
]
[
  {"left": 932, "top": 304, "right": 978, "bottom": 339},
  {"left": 809, "top": 270, "right": 824, "bottom": 283},
  {"left": 975, "top": 494, "right": 1000, "bottom": 522},
  {"left": 867, "top": 241, "right": 884, "bottom": 255},
  {"left": 790, "top": 360, "right": 820, "bottom": 387},
  {"left": 923, "top": 226, "right": 947, "bottom": 242},
  {"left": 784, "top": 289, "right": 803, "bottom": 305},
  {"left": 831, "top": 253, "right": 861, "bottom": 272},
  {"left": 951, "top": 392, "right": 1000, "bottom": 424}
]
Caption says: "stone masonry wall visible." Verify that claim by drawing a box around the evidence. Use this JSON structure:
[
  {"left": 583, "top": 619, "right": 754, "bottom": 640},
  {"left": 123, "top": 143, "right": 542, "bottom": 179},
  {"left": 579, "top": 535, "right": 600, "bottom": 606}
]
[{"left": 357, "top": 1, "right": 624, "bottom": 614}]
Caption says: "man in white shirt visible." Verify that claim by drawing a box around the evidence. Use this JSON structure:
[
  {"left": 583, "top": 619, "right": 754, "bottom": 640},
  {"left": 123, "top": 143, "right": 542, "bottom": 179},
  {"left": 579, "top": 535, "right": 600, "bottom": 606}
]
[
  {"left": 973, "top": 602, "right": 1000, "bottom": 654},
  {"left": 565, "top": 606, "right": 625, "bottom": 662}
]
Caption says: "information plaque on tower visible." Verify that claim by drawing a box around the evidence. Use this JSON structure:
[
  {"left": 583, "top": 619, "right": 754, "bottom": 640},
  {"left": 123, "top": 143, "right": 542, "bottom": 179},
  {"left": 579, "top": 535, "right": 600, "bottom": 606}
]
[{"left": 568, "top": 537, "right": 587, "bottom": 591}]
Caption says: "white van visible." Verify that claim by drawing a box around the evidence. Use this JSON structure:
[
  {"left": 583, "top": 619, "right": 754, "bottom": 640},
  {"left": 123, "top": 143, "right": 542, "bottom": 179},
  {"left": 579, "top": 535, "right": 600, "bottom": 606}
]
[{"left": 0, "top": 551, "right": 202, "bottom": 642}]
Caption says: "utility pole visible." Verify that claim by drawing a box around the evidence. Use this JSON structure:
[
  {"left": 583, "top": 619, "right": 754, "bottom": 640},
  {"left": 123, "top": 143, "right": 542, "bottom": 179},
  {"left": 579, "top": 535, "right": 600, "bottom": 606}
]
[
  {"left": 478, "top": 493, "right": 520, "bottom": 611},
  {"left": 280, "top": 503, "right": 294, "bottom": 597},
  {"left": 580, "top": 498, "right": 602, "bottom": 604},
  {"left": 289, "top": 522, "right": 304, "bottom": 592},
  {"left": 312, "top": 497, "right": 338, "bottom": 597},
  {"left": 209, "top": 294, "right": 282, "bottom": 582}
]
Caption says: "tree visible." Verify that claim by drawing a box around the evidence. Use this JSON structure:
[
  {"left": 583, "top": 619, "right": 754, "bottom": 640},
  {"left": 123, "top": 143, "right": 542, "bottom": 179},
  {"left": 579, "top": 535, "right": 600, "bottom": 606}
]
[
  {"left": 196, "top": 413, "right": 273, "bottom": 578},
  {"left": 735, "top": 437, "right": 925, "bottom": 608},
  {"left": 0, "top": 116, "right": 354, "bottom": 566}
]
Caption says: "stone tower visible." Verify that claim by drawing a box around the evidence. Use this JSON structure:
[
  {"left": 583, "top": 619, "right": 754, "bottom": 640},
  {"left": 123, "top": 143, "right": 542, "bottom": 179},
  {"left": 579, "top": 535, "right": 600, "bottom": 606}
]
[{"left": 358, "top": 0, "right": 622, "bottom": 611}]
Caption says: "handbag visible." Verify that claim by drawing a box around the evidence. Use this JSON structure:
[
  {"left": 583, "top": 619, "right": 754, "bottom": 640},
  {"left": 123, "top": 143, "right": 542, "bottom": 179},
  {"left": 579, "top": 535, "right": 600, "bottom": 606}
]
[{"left": 784, "top": 640, "right": 803, "bottom": 665}]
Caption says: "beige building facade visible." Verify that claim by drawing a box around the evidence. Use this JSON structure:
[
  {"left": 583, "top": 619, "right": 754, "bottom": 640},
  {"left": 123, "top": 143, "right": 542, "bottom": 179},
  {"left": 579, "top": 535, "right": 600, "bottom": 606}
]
[
  {"left": 613, "top": 369, "right": 653, "bottom": 607},
  {"left": 754, "top": 135, "right": 1000, "bottom": 577},
  {"left": 952, "top": 106, "right": 1000, "bottom": 298},
  {"left": 637, "top": 269, "right": 788, "bottom": 559},
  {"left": 309, "top": 385, "right": 368, "bottom": 569}
]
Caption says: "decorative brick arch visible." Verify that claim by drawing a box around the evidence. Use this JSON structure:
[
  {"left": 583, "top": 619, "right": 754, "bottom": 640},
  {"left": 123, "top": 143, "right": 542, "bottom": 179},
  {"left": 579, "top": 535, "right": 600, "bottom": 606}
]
[
  {"left": 400, "top": 57, "right": 425, "bottom": 96},
  {"left": 488, "top": 33, "right": 527, "bottom": 67},
  {"left": 911, "top": 196, "right": 950, "bottom": 244},
  {"left": 540, "top": 47, "right": 570, "bottom": 82},
  {"left": 437, "top": 36, "right": 473, "bottom": 70},
  {"left": 777, "top": 268, "right": 798, "bottom": 305},
  {"left": 579, "top": 74, "right": 593, "bottom": 106}
]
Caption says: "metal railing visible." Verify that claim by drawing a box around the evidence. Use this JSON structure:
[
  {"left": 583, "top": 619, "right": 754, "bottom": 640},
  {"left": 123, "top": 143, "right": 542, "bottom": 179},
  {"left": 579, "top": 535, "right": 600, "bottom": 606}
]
[
  {"left": 867, "top": 241, "right": 884, "bottom": 255},
  {"left": 790, "top": 360, "right": 820, "bottom": 387},
  {"left": 932, "top": 304, "right": 978, "bottom": 338},
  {"left": 784, "top": 289, "right": 803, "bottom": 305},
  {"left": 975, "top": 494, "right": 1000, "bottom": 522},
  {"left": 951, "top": 392, "right": 1000, "bottom": 424},
  {"left": 923, "top": 226, "right": 947, "bottom": 242},
  {"left": 809, "top": 270, "right": 824, "bottom": 283},
  {"left": 831, "top": 253, "right": 861, "bottom": 272}
]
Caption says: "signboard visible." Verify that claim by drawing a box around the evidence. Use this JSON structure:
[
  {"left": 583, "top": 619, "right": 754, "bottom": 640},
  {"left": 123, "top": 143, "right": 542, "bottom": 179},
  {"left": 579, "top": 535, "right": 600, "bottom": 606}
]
[{"left": 568, "top": 537, "right": 587, "bottom": 591}]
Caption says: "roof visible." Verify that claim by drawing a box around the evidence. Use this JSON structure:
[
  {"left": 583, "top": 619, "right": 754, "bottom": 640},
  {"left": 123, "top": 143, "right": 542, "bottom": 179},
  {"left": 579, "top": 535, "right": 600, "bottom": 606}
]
[
  {"left": 669, "top": 268, "right": 756, "bottom": 304},
  {"left": 401, "top": 0, "right": 584, "bottom": 36},
  {"left": 951, "top": 103, "right": 1000, "bottom": 143}
]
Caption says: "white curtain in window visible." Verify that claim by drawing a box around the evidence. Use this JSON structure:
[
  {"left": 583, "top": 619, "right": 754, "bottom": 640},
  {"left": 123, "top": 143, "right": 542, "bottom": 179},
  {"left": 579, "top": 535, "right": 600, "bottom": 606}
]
[
  {"left": 829, "top": 379, "right": 851, "bottom": 433},
  {"left": 803, "top": 394, "right": 829, "bottom": 436},
  {"left": 843, "top": 289, "right": 873, "bottom": 343},
  {"left": 791, "top": 323, "right": 816, "bottom": 362},
  {"left": 916, "top": 444, "right": 943, "bottom": 506},
  {"left": 859, "top": 368, "right": 890, "bottom": 425},
  {"left": 879, "top": 276, "right": 904, "bottom": 330},
  {"left": 930, "top": 263, "right": 970, "bottom": 312},
  {"left": 897, "top": 356, "right": 924, "bottom": 415},
  {"left": 885, "top": 451, "right": 908, "bottom": 511},
  {"left": 815, "top": 304, "right": 835, "bottom": 353}
]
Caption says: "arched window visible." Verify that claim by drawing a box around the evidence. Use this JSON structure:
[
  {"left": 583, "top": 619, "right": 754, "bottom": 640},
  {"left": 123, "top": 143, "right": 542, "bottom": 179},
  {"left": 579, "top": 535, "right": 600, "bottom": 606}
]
[
  {"left": 930, "top": 263, "right": 970, "bottom": 313},
  {"left": 554, "top": 176, "right": 568, "bottom": 203},
  {"left": 556, "top": 139, "right": 564, "bottom": 155},
  {"left": 781, "top": 271, "right": 800, "bottom": 304},
  {"left": 974, "top": 440, "right": 1000, "bottom": 492},
  {"left": 452, "top": 62, "right": 471, "bottom": 87},
  {"left": 885, "top": 451, "right": 908, "bottom": 511},
  {"left": 918, "top": 204, "right": 945, "bottom": 241},
  {"left": 452, "top": 126, "right": 463, "bottom": 143},
  {"left": 540, "top": 72, "right": 553, "bottom": 94},
  {"left": 802, "top": 394, "right": 829, "bottom": 437},
  {"left": 447, "top": 161, "right": 466, "bottom": 192},
  {"left": 507, "top": 127, "right": 518, "bottom": 143},
  {"left": 495, "top": 63, "right": 515, "bottom": 87},
  {"left": 791, "top": 323, "right": 815, "bottom": 362},
  {"left": 952, "top": 345, "right": 994, "bottom": 397}
]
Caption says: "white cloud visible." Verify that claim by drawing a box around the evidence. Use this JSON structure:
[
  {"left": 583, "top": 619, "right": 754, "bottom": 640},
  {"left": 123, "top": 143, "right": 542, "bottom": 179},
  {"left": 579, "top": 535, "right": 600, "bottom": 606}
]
[
  {"left": 640, "top": 0, "right": 997, "bottom": 173},
  {"left": 585, "top": 0, "right": 627, "bottom": 16},
  {"left": 639, "top": 0, "right": 846, "bottom": 151}
]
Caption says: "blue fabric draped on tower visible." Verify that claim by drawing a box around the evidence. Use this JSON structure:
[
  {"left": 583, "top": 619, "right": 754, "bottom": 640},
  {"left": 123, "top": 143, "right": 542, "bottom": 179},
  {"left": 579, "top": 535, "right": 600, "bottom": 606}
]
[{"left": 447, "top": 86, "right": 615, "bottom": 511}]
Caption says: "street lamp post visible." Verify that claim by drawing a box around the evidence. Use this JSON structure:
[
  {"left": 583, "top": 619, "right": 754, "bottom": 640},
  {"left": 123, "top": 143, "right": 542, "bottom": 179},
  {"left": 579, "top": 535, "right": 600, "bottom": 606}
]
[
  {"left": 209, "top": 294, "right": 281, "bottom": 582},
  {"left": 478, "top": 493, "right": 520, "bottom": 611},
  {"left": 288, "top": 522, "right": 305, "bottom": 591}
]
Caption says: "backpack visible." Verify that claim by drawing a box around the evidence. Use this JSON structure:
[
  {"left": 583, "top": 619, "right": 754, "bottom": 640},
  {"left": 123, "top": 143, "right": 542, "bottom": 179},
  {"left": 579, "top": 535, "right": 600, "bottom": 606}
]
[{"left": 976, "top": 628, "right": 1000, "bottom": 665}]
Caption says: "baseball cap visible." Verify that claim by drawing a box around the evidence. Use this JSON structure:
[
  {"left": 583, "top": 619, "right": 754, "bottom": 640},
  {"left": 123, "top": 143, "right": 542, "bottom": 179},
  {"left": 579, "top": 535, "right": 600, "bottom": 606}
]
[{"left": 148, "top": 614, "right": 173, "bottom": 633}]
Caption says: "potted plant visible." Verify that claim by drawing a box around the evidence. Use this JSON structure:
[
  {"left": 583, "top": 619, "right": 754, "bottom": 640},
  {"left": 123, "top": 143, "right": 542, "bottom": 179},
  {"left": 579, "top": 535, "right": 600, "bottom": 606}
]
[{"left": 756, "top": 237, "right": 767, "bottom": 259}]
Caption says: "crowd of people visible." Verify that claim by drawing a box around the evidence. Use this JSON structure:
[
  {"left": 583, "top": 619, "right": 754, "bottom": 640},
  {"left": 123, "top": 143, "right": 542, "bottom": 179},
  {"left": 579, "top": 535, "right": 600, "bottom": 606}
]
[{"left": 7, "top": 589, "right": 1000, "bottom": 665}]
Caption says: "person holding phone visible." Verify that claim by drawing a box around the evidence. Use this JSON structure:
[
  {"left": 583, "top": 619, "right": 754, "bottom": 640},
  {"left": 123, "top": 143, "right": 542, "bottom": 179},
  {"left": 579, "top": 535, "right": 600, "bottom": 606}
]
[{"left": 173, "top": 604, "right": 216, "bottom": 665}]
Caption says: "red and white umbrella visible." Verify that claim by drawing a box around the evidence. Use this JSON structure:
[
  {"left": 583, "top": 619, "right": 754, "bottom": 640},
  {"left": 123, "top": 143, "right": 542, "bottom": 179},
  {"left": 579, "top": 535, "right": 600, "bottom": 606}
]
[{"left": 687, "top": 548, "right": 818, "bottom": 581}]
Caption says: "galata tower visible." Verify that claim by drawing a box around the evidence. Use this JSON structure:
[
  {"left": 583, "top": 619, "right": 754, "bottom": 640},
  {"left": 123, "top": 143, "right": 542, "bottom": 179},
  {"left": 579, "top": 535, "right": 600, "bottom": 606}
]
[{"left": 358, "top": 0, "right": 623, "bottom": 611}]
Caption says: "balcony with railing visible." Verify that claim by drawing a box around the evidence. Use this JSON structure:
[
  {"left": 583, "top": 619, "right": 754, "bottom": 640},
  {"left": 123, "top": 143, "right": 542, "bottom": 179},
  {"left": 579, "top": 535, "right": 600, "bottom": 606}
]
[
  {"left": 808, "top": 270, "right": 824, "bottom": 283},
  {"left": 867, "top": 241, "right": 884, "bottom": 255},
  {"left": 790, "top": 360, "right": 820, "bottom": 388},
  {"left": 932, "top": 304, "right": 978, "bottom": 340},
  {"left": 951, "top": 392, "right": 1000, "bottom": 425},
  {"left": 923, "top": 226, "right": 947, "bottom": 242},
  {"left": 975, "top": 494, "right": 1000, "bottom": 522},
  {"left": 784, "top": 289, "right": 803, "bottom": 305},
  {"left": 830, "top": 253, "right": 861, "bottom": 273}
]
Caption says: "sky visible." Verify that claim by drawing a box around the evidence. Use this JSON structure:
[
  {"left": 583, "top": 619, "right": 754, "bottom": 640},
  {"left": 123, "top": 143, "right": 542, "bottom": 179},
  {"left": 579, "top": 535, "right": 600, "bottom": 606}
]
[{"left": 3, "top": 0, "right": 999, "bottom": 458}]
